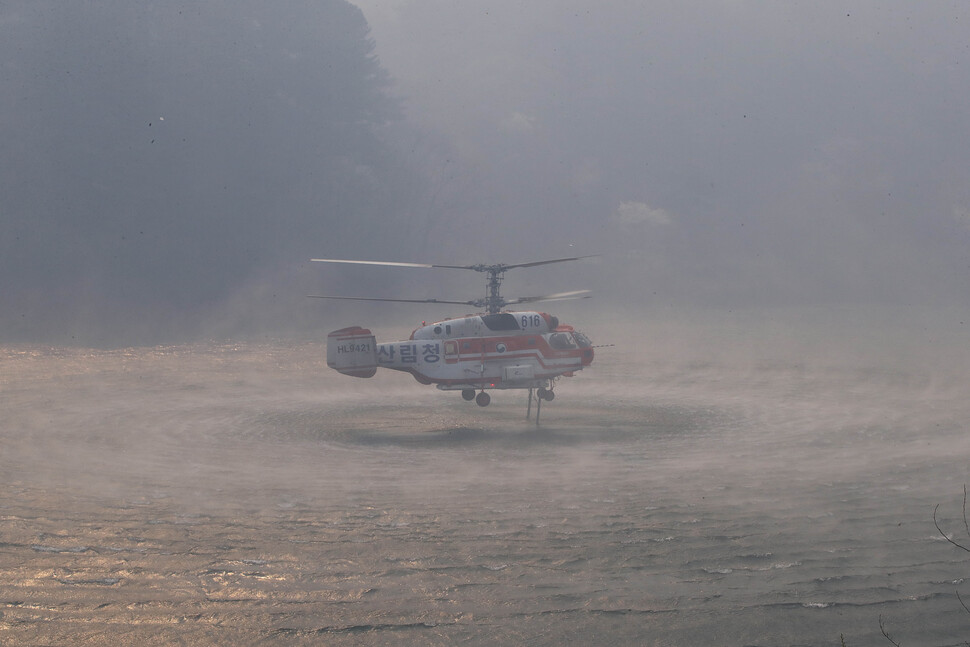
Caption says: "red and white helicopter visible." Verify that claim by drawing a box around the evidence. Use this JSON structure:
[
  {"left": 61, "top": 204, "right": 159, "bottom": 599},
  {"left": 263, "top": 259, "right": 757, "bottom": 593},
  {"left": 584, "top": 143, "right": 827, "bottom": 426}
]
[{"left": 310, "top": 256, "right": 596, "bottom": 422}]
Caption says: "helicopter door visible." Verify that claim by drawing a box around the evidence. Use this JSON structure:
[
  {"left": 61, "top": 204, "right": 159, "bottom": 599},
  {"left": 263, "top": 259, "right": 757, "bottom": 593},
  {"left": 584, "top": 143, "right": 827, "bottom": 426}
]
[{"left": 443, "top": 340, "right": 459, "bottom": 363}]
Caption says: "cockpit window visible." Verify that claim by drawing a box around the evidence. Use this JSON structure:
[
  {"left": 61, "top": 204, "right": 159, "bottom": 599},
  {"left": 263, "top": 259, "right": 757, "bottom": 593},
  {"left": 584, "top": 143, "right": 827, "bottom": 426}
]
[
  {"left": 481, "top": 313, "right": 520, "bottom": 331},
  {"left": 548, "top": 332, "right": 577, "bottom": 349},
  {"left": 573, "top": 332, "right": 592, "bottom": 348}
]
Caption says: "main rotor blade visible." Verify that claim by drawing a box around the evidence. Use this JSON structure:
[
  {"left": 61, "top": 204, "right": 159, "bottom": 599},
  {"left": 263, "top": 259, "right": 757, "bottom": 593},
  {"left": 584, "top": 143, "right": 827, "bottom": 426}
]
[
  {"left": 505, "top": 290, "right": 592, "bottom": 305},
  {"left": 430, "top": 255, "right": 599, "bottom": 272},
  {"left": 310, "top": 258, "right": 434, "bottom": 268},
  {"left": 310, "top": 255, "right": 597, "bottom": 272},
  {"left": 307, "top": 295, "right": 477, "bottom": 306},
  {"left": 310, "top": 258, "right": 488, "bottom": 272},
  {"left": 498, "top": 255, "right": 598, "bottom": 271}
]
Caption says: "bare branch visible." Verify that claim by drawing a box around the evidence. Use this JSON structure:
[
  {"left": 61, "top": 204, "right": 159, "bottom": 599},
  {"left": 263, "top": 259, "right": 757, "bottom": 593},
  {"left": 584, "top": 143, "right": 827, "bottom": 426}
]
[
  {"left": 879, "top": 615, "right": 902, "bottom": 647},
  {"left": 934, "top": 503, "right": 970, "bottom": 553},
  {"left": 957, "top": 589, "right": 970, "bottom": 617},
  {"left": 963, "top": 483, "right": 970, "bottom": 537}
]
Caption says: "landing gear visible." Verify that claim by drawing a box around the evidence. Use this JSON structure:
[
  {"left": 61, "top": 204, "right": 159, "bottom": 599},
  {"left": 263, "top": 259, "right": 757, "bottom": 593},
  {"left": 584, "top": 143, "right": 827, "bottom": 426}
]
[
  {"left": 536, "top": 387, "right": 555, "bottom": 401},
  {"left": 460, "top": 388, "right": 490, "bottom": 406}
]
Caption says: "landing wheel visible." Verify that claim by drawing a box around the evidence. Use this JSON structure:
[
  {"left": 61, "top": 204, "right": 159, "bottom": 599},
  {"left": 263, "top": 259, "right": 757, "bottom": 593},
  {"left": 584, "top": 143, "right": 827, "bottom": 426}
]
[
  {"left": 537, "top": 387, "right": 554, "bottom": 401},
  {"left": 475, "top": 391, "right": 491, "bottom": 407},
  {"left": 543, "top": 389, "right": 555, "bottom": 401},
  {"left": 461, "top": 388, "right": 476, "bottom": 401}
]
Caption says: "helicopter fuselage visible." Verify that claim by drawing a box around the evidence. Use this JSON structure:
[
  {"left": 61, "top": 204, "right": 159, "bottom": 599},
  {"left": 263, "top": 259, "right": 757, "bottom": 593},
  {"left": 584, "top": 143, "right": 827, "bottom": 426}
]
[{"left": 327, "top": 310, "right": 594, "bottom": 393}]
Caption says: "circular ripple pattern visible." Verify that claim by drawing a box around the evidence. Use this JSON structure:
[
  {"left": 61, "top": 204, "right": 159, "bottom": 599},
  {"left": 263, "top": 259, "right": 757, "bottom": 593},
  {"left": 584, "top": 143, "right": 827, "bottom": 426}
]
[{"left": 2, "top": 342, "right": 969, "bottom": 645}]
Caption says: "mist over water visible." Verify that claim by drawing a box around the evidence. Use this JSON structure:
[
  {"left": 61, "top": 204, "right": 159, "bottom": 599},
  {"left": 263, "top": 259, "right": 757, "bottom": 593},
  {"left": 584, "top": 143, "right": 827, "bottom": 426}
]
[{"left": 3, "top": 322, "right": 969, "bottom": 645}]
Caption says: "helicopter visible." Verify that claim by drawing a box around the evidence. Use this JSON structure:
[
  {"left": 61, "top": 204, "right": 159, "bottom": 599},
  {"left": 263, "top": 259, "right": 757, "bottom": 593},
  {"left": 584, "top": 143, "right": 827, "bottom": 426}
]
[{"left": 309, "top": 256, "right": 596, "bottom": 422}]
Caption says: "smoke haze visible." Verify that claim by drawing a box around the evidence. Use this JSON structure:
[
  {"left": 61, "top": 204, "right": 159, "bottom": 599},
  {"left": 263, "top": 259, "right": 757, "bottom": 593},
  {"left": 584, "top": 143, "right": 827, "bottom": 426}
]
[
  {"left": 354, "top": 0, "right": 970, "bottom": 316},
  {"left": 3, "top": 4, "right": 970, "bottom": 644},
  {"left": 2, "top": 1, "right": 425, "bottom": 345},
  {"left": 2, "top": 1, "right": 969, "bottom": 344}
]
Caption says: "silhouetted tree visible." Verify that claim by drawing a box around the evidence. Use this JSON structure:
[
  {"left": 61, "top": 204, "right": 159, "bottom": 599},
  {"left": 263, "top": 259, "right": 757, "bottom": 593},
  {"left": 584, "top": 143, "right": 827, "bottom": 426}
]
[{"left": 0, "top": 0, "right": 421, "bottom": 344}]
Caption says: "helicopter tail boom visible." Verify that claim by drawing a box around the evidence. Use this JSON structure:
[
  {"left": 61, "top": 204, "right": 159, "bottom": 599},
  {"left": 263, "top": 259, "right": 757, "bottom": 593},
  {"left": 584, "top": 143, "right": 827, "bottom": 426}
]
[{"left": 326, "top": 326, "right": 378, "bottom": 378}]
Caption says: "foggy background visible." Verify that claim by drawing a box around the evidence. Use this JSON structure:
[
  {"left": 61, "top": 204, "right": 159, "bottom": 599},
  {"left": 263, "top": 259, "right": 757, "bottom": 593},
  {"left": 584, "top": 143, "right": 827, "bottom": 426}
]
[
  {"left": 4, "top": 5, "right": 970, "bottom": 644},
  {"left": 2, "top": 1, "right": 969, "bottom": 349}
]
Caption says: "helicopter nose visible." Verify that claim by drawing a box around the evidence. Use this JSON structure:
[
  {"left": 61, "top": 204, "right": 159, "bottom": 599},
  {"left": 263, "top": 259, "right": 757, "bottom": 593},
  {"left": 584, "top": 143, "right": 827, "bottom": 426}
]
[{"left": 583, "top": 348, "right": 594, "bottom": 365}]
